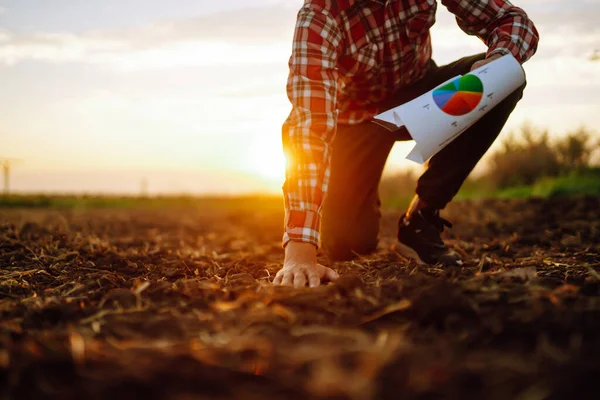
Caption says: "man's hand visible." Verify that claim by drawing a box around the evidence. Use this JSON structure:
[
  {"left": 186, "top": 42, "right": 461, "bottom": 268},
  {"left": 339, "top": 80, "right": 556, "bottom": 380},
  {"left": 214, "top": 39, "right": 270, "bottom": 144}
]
[
  {"left": 470, "top": 54, "right": 503, "bottom": 71},
  {"left": 274, "top": 241, "right": 339, "bottom": 288}
]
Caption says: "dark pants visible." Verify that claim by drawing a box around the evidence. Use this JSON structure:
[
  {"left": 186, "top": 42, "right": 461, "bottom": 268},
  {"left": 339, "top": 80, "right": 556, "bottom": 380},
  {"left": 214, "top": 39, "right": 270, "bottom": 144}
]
[{"left": 321, "top": 54, "right": 526, "bottom": 261}]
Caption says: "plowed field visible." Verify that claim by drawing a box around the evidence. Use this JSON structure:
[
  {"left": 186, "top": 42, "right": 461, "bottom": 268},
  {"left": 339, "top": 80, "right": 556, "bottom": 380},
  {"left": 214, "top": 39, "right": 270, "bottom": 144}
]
[{"left": 1, "top": 196, "right": 599, "bottom": 399}]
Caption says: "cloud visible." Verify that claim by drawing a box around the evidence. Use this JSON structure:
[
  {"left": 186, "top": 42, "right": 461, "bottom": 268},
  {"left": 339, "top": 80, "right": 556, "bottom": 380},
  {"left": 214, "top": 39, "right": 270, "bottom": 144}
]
[
  {"left": 0, "top": 28, "right": 10, "bottom": 41},
  {"left": 1, "top": 1, "right": 598, "bottom": 74},
  {"left": 0, "top": 36, "right": 289, "bottom": 70},
  {"left": 0, "top": 5, "right": 297, "bottom": 69},
  {"left": 116, "top": 5, "right": 296, "bottom": 46},
  {"left": 531, "top": 9, "right": 600, "bottom": 35},
  {"left": 0, "top": 6, "right": 6, "bottom": 15},
  {"left": 0, "top": 30, "right": 128, "bottom": 66},
  {"left": 525, "top": 56, "right": 600, "bottom": 86}
]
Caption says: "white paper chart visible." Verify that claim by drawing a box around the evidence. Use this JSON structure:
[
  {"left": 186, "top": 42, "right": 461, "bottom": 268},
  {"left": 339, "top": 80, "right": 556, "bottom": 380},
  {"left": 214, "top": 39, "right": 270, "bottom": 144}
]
[{"left": 373, "top": 54, "right": 525, "bottom": 164}]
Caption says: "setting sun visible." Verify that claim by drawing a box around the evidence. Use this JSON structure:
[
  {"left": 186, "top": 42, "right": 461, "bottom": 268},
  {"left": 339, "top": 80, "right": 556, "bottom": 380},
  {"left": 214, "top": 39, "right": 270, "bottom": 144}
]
[{"left": 244, "top": 132, "right": 286, "bottom": 186}]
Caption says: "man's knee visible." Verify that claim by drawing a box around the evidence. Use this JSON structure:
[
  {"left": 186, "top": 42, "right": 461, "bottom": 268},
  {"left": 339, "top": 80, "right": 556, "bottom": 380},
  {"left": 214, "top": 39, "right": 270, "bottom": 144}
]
[
  {"left": 321, "top": 217, "right": 380, "bottom": 262},
  {"left": 496, "top": 78, "right": 527, "bottom": 118},
  {"left": 507, "top": 80, "right": 527, "bottom": 106},
  {"left": 478, "top": 80, "right": 527, "bottom": 140},
  {"left": 322, "top": 231, "right": 379, "bottom": 262}
]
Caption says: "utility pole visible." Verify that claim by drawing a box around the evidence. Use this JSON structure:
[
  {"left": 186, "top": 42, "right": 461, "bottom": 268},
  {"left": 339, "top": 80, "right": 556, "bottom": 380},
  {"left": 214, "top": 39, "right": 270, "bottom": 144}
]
[
  {"left": 140, "top": 177, "right": 149, "bottom": 198},
  {"left": 0, "top": 158, "right": 23, "bottom": 195}
]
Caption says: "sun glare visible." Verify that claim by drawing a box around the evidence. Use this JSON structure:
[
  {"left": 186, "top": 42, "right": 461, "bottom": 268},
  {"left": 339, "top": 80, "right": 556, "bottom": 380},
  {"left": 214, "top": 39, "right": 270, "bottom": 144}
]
[{"left": 245, "top": 133, "right": 286, "bottom": 186}]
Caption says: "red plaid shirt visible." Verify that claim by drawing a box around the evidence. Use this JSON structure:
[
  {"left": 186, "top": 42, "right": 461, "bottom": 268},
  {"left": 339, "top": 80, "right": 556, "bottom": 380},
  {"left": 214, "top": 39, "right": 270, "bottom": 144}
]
[{"left": 282, "top": 0, "right": 538, "bottom": 248}]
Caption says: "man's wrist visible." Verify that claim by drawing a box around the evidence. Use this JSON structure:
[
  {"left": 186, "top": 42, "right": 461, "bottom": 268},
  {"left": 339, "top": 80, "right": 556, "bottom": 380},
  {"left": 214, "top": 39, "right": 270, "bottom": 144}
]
[
  {"left": 285, "top": 240, "right": 318, "bottom": 251},
  {"left": 487, "top": 48, "right": 510, "bottom": 59},
  {"left": 284, "top": 240, "right": 318, "bottom": 263}
]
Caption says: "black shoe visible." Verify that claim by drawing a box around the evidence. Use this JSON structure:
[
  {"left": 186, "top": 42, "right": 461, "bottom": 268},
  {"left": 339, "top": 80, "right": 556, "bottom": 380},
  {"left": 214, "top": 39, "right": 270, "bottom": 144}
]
[{"left": 396, "top": 208, "right": 462, "bottom": 266}]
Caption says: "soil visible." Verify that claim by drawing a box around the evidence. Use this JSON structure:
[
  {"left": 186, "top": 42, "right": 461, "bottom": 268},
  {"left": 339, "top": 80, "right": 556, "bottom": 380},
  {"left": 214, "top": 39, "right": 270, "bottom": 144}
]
[{"left": 1, "top": 196, "right": 599, "bottom": 400}]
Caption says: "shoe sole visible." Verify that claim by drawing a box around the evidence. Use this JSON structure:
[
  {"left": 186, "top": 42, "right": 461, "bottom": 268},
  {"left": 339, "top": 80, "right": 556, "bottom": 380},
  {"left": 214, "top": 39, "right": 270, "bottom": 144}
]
[
  {"left": 396, "top": 242, "right": 464, "bottom": 267},
  {"left": 395, "top": 242, "right": 427, "bottom": 266}
]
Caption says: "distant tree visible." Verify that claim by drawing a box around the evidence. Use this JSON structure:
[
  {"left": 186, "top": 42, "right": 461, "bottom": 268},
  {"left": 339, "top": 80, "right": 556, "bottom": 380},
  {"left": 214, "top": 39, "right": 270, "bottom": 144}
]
[
  {"left": 555, "top": 127, "right": 595, "bottom": 171},
  {"left": 488, "top": 123, "right": 561, "bottom": 188}
]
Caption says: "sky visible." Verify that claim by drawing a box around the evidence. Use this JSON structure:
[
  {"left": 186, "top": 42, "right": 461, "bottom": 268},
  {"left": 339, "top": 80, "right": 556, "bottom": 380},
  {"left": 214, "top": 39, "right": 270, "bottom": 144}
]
[{"left": 1, "top": 0, "right": 599, "bottom": 194}]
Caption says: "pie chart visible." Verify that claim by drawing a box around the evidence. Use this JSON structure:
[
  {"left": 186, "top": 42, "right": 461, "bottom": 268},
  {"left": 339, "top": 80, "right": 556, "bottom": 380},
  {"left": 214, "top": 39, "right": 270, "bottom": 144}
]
[{"left": 432, "top": 75, "right": 484, "bottom": 116}]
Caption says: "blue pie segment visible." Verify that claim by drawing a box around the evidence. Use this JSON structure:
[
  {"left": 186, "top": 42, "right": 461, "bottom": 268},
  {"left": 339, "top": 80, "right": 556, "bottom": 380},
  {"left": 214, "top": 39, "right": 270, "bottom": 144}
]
[{"left": 432, "top": 75, "right": 484, "bottom": 116}]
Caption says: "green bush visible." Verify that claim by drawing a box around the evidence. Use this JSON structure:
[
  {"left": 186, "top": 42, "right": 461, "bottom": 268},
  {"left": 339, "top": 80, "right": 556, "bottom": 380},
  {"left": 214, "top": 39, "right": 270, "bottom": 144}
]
[
  {"left": 379, "top": 124, "right": 599, "bottom": 206},
  {"left": 486, "top": 124, "right": 598, "bottom": 189},
  {"left": 532, "top": 169, "right": 600, "bottom": 197},
  {"left": 555, "top": 127, "right": 596, "bottom": 171}
]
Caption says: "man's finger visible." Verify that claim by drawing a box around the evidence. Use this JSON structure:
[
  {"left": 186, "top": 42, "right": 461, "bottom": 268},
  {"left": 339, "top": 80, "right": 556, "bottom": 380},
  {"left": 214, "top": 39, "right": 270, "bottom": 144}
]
[
  {"left": 293, "top": 272, "right": 307, "bottom": 288},
  {"left": 470, "top": 55, "right": 501, "bottom": 71},
  {"left": 470, "top": 61, "right": 482, "bottom": 71},
  {"left": 282, "top": 273, "right": 294, "bottom": 287},
  {"left": 325, "top": 268, "right": 339, "bottom": 282},
  {"left": 273, "top": 271, "right": 283, "bottom": 285},
  {"left": 308, "top": 273, "right": 321, "bottom": 288}
]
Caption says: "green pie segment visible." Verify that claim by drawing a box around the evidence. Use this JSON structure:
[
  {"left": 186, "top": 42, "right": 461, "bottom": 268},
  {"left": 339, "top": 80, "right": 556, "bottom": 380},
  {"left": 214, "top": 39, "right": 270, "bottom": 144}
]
[
  {"left": 433, "top": 75, "right": 484, "bottom": 116},
  {"left": 458, "top": 74, "right": 484, "bottom": 92}
]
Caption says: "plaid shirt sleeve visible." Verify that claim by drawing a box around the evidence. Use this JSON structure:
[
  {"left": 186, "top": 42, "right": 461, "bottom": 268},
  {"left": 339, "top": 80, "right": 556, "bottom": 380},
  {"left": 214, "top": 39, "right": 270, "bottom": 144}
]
[
  {"left": 442, "top": 0, "right": 539, "bottom": 62},
  {"left": 281, "top": 6, "right": 343, "bottom": 249}
]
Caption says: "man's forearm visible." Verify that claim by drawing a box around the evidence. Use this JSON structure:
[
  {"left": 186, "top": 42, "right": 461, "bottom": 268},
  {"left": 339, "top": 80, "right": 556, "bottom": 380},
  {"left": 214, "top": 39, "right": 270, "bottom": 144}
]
[
  {"left": 442, "top": 0, "right": 539, "bottom": 63},
  {"left": 281, "top": 5, "right": 342, "bottom": 250}
]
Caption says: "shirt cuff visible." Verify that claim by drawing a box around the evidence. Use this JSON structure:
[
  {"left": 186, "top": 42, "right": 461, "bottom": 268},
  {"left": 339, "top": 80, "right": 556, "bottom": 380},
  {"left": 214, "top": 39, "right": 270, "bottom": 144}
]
[
  {"left": 487, "top": 43, "right": 517, "bottom": 62},
  {"left": 282, "top": 210, "right": 321, "bottom": 249}
]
